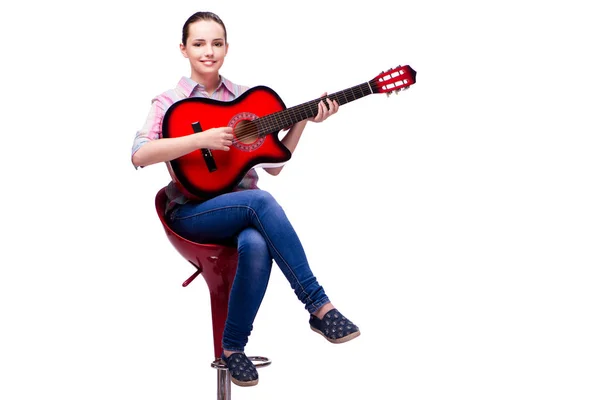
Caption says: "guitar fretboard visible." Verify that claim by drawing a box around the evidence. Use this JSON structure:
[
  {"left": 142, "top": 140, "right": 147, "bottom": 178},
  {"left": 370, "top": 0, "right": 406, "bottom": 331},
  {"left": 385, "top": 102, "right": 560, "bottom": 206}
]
[{"left": 257, "top": 81, "right": 373, "bottom": 135}]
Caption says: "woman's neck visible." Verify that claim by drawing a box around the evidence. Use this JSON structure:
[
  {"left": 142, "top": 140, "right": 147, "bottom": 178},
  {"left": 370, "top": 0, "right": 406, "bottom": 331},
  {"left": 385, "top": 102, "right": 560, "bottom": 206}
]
[{"left": 191, "top": 72, "right": 221, "bottom": 95}]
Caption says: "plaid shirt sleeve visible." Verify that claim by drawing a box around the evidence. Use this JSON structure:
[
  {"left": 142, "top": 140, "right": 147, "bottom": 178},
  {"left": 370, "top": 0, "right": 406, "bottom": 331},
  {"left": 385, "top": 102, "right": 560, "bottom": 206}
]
[{"left": 131, "top": 98, "right": 166, "bottom": 169}]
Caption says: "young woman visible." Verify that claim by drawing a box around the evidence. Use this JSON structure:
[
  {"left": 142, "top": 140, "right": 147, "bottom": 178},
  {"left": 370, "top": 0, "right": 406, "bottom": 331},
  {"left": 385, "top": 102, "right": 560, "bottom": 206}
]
[{"left": 131, "top": 11, "right": 359, "bottom": 387}]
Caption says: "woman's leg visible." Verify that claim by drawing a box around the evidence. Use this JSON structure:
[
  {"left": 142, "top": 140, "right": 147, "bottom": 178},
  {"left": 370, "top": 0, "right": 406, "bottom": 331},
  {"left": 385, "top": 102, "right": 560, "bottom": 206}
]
[
  {"left": 169, "top": 189, "right": 359, "bottom": 351},
  {"left": 169, "top": 189, "right": 330, "bottom": 314},
  {"left": 222, "top": 227, "right": 273, "bottom": 352}
]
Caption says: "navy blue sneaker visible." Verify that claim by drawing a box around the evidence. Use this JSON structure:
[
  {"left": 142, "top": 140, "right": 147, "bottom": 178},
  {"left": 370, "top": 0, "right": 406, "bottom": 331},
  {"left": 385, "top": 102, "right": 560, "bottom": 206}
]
[
  {"left": 309, "top": 309, "right": 360, "bottom": 344},
  {"left": 221, "top": 352, "right": 259, "bottom": 387}
]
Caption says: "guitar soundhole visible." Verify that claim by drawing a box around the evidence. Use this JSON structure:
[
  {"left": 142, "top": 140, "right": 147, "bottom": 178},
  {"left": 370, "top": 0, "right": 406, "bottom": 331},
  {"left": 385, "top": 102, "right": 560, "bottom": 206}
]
[
  {"left": 229, "top": 112, "right": 265, "bottom": 152},
  {"left": 234, "top": 120, "right": 259, "bottom": 144}
]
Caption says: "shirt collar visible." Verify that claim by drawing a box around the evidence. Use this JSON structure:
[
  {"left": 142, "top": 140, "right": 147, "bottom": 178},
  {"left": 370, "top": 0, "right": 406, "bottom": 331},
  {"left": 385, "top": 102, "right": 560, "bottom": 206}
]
[{"left": 177, "top": 75, "right": 236, "bottom": 98}]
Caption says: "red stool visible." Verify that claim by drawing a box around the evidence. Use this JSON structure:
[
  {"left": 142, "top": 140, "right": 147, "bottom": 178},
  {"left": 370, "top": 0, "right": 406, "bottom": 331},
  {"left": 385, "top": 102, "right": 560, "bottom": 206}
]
[{"left": 154, "top": 187, "right": 271, "bottom": 399}]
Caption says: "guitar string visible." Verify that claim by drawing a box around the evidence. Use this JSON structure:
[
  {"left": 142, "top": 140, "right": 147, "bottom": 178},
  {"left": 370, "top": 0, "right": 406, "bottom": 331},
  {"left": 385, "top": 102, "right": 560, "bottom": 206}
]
[
  {"left": 233, "top": 84, "right": 370, "bottom": 140},
  {"left": 228, "top": 81, "right": 376, "bottom": 143}
]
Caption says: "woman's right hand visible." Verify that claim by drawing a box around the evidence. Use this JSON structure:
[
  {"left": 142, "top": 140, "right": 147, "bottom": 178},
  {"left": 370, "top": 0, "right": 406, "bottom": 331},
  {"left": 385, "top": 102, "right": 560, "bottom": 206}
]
[{"left": 197, "top": 127, "right": 234, "bottom": 151}]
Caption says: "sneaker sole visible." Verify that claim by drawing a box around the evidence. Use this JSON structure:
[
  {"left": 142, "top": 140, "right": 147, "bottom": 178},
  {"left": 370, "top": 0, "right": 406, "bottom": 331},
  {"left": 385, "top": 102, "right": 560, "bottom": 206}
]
[
  {"left": 310, "top": 326, "right": 361, "bottom": 344},
  {"left": 231, "top": 377, "right": 259, "bottom": 387}
]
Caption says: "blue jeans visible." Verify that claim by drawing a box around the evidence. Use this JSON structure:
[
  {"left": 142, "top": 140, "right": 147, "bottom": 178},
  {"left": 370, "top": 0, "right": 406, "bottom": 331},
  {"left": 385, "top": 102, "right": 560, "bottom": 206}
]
[{"left": 168, "top": 189, "right": 330, "bottom": 352}]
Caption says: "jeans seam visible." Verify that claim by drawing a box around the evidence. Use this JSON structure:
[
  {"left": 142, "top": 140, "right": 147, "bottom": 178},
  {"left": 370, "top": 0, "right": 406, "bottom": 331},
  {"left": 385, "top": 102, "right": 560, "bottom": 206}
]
[
  {"left": 171, "top": 205, "right": 239, "bottom": 221},
  {"left": 246, "top": 205, "right": 314, "bottom": 306},
  {"left": 309, "top": 298, "right": 330, "bottom": 314}
]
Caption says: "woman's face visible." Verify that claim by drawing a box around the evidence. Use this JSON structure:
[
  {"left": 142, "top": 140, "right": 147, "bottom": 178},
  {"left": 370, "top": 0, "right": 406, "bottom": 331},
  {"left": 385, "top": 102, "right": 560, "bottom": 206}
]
[{"left": 181, "top": 20, "right": 229, "bottom": 78}]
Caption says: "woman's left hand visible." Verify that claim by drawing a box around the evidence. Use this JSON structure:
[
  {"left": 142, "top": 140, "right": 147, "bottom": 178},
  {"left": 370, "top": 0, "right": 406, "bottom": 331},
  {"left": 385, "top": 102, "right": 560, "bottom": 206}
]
[{"left": 309, "top": 92, "right": 339, "bottom": 123}]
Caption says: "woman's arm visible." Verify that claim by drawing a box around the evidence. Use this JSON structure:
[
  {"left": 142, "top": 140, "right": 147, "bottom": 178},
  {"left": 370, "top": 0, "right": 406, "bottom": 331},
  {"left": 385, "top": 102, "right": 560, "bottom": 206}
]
[
  {"left": 131, "top": 99, "right": 235, "bottom": 168},
  {"left": 132, "top": 127, "right": 234, "bottom": 168},
  {"left": 263, "top": 94, "right": 338, "bottom": 176}
]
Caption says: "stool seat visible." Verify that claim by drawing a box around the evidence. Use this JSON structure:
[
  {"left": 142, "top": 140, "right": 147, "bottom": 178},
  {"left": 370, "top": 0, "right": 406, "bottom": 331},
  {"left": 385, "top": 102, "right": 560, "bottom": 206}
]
[{"left": 154, "top": 187, "right": 270, "bottom": 399}]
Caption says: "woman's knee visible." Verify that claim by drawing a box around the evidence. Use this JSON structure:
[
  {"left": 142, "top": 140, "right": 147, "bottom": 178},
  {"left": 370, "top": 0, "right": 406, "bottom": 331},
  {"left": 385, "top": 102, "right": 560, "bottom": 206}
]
[
  {"left": 238, "top": 228, "right": 270, "bottom": 256},
  {"left": 248, "top": 189, "right": 280, "bottom": 210}
]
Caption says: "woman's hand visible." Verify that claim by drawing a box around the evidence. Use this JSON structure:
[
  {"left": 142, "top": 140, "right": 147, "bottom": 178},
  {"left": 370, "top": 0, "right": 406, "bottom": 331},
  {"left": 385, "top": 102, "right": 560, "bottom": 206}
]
[
  {"left": 309, "top": 92, "right": 339, "bottom": 123},
  {"left": 197, "top": 127, "right": 234, "bottom": 151}
]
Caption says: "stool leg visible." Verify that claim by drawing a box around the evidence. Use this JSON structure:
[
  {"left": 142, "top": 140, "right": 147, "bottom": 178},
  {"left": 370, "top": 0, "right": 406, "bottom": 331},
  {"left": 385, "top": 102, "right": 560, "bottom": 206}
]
[{"left": 216, "top": 369, "right": 231, "bottom": 400}]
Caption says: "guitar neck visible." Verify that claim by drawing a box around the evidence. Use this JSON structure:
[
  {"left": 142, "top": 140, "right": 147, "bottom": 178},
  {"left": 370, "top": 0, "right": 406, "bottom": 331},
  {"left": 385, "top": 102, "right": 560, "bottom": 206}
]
[{"left": 258, "top": 81, "right": 374, "bottom": 134}]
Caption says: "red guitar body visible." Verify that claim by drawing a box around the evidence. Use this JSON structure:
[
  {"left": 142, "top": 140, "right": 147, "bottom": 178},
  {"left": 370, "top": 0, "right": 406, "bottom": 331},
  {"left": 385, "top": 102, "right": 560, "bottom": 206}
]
[
  {"left": 162, "top": 86, "right": 291, "bottom": 200},
  {"left": 162, "top": 64, "right": 416, "bottom": 200}
]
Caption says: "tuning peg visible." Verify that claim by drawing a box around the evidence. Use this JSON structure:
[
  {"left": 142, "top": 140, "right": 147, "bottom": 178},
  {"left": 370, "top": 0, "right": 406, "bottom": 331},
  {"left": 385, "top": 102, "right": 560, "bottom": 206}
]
[{"left": 386, "top": 92, "right": 391, "bottom": 97}]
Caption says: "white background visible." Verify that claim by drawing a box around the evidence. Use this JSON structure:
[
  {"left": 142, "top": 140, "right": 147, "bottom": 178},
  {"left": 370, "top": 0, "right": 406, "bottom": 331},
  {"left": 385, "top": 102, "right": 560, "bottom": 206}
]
[{"left": 1, "top": 1, "right": 599, "bottom": 399}]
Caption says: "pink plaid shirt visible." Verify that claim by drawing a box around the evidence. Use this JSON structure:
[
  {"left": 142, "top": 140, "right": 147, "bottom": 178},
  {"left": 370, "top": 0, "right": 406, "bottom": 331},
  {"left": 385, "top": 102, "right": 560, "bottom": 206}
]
[{"left": 132, "top": 76, "right": 259, "bottom": 211}]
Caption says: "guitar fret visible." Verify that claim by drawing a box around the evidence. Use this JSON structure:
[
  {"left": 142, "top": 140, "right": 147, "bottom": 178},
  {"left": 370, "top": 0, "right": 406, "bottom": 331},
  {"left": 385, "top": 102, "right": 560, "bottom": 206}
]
[
  {"left": 268, "top": 114, "right": 277, "bottom": 132},
  {"left": 257, "top": 116, "right": 267, "bottom": 135},
  {"left": 283, "top": 111, "right": 294, "bottom": 127},
  {"left": 301, "top": 105, "right": 311, "bottom": 120}
]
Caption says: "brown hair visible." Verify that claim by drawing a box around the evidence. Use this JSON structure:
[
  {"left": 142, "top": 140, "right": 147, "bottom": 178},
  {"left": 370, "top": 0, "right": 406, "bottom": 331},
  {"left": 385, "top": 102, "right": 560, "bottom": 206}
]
[{"left": 182, "top": 11, "right": 228, "bottom": 45}]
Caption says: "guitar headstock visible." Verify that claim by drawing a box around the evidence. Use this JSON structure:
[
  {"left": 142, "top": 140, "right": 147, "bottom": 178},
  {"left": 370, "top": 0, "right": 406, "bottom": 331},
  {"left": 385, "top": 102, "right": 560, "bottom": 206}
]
[{"left": 370, "top": 65, "right": 416, "bottom": 96}]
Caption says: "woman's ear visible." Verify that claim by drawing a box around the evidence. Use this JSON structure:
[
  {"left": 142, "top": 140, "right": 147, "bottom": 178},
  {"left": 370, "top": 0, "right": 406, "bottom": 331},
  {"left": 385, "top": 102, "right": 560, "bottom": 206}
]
[{"left": 180, "top": 43, "right": 189, "bottom": 58}]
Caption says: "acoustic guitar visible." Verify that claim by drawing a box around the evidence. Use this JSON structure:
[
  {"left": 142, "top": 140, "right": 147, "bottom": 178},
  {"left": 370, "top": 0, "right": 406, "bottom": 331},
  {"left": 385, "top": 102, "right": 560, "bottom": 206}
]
[{"left": 162, "top": 64, "right": 417, "bottom": 200}]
